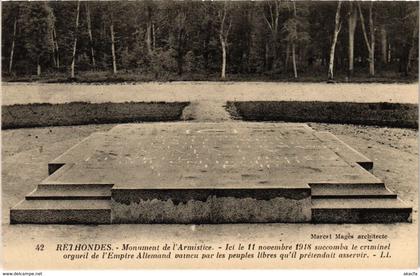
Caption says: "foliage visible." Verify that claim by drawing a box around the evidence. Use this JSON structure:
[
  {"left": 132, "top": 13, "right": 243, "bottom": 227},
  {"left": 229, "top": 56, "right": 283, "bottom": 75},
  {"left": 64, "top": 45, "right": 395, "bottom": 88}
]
[{"left": 1, "top": 1, "right": 418, "bottom": 80}]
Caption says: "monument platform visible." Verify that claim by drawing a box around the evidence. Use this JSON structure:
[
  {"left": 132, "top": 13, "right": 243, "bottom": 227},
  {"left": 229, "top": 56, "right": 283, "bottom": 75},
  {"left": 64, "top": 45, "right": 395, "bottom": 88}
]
[{"left": 10, "top": 123, "right": 412, "bottom": 224}]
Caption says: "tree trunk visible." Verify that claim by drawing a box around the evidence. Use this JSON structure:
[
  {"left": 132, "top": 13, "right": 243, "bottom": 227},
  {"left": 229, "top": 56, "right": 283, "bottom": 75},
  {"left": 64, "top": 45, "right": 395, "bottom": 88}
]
[
  {"left": 37, "top": 57, "right": 41, "bottom": 76},
  {"left": 272, "top": 1, "right": 279, "bottom": 69},
  {"left": 177, "top": 58, "right": 184, "bottom": 76},
  {"left": 407, "top": 48, "right": 414, "bottom": 74},
  {"left": 219, "top": 2, "right": 230, "bottom": 80},
  {"left": 357, "top": 1, "right": 375, "bottom": 77},
  {"left": 369, "top": 46, "right": 375, "bottom": 76},
  {"left": 110, "top": 23, "right": 117, "bottom": 74},
  {"left": 292, "top": 2, "right": 298, "bottom": 78},
  {"left": 328, "top": 1, "right": 342, "bottom": 80},
  {"left": 71, "top": 1, "right": 80, "bottom": 78},
  {"left": 322, "top": 47, "right": 327, "bottom": 66},
  {"left": 152, "top": 23, "right": 156, "bottom": 51},
  {"left": 221, "top": 38, "right": 227, "bottom": 79},
  {"left": 146, "top": 24, "right": 152, "bottom": 55},
  {"left": 86, "top": 3, "right": 96, "bottom": 68},
  {"left": 348, "top": 3, "right": 357, "bottom": 77},
  {"left": 52, "top": 26, "right": 60, "bottom": 69},
  {"left": 51, "top": 28, "right": 57, "bottom": 68},
  {"left": 380, "top": 25, "right": 387, "bottom": 64},
  {"left": 387, "top": 42, "right": 391, "bottom": 63},
  {"left": 368, "top": 3, "right": 375, "bottom": 76},
  {"left": 264, "top": 41, "right": 270, "bottom": 71},
  {"left": 292, "top": 43, "right": 297, "bottom": 79},
  {"left": 146, "top": 6, "right": 153, "bottom": 56},
  {"left": 285, "top": 42, "right": 290, "bottom": 70},
  {"left": 177, "top": 33, "right": 184, "bottom": 76},
  {"left": 8, "top": 17, "right": 17, "bottom": 74},
  {"left": 272, "top": 33, "right": 278, "bottom": 70},
  {"left": 263, "top": 0, "right": 280, "bottom": 72},
  {"left": 399, "top": 42, "right": 409, "bottom": 76},
  {"left": 203, "top": 20, "right": 211, "bottom": 72},
  {"left": 406, "top": 18, "right": 418, "bottom": 73}
]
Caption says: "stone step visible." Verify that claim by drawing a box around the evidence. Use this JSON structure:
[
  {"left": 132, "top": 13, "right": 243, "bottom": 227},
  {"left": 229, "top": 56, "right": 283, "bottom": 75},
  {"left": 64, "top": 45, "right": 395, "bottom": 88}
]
[
  {"left": 10, "top": 199, "right": 111, "bottom": 224},
  {"left": 311, "top": 198, "right": 412, "bottom": 223},
  {"left": 26, "top": 186, "right": 111, "bottom": 200},
  {"left": 310, "top": 184, "right": 397, "bottom": 199}
]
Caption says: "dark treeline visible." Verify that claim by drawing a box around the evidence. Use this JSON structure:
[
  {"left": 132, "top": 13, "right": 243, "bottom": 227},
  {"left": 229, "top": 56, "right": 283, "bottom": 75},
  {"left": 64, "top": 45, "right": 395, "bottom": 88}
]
[{"left": 1, "top": 1, "right": 418, "bottom": 82}]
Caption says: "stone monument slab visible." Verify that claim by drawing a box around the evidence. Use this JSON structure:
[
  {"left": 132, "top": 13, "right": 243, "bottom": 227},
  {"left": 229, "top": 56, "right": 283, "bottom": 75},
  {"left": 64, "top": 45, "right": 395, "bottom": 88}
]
[{"left": 10, "top": 123, "right": 412, "bottom": 224}]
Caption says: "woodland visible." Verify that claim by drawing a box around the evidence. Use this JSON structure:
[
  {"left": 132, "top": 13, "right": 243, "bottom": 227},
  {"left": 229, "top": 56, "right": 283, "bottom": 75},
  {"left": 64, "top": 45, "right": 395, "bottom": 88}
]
[{"left": 1, "top": 1, "right": 418, "bottom": 82}]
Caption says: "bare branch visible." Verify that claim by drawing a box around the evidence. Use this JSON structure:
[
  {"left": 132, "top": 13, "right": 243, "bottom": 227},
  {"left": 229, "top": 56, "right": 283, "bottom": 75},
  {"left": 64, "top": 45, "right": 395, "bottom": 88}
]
[
  {"left": 263, "top": 14, "right": 273, "bottom": 31},
  {"left": 274, "top": 0, "right": 280, "bottom": 32},
  {"left": 226, "top": 18, "right": 232, "bottom": 41},
  {"left": 357, "top": 2, "right": 372, "bottom": 53},
  {"left": 269, "top": 2, "right": 274, "bottom": 30}
]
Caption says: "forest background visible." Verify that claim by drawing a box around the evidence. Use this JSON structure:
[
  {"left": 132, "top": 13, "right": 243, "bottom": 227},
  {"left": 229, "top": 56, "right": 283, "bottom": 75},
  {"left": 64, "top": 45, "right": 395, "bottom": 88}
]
[{"left": 1, "top": 1, "right": 418, "bottom": 83}]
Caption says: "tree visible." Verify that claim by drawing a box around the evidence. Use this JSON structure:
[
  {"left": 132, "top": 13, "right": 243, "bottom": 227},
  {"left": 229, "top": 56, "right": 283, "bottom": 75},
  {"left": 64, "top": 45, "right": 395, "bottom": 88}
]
[
  {"left": 102, "top": 2, "right": 121, "bottom": 74},
  {"left": 327, "top": 1, "right": 342, "bottom": 80},
  {"left": 229, "top": 2, "right": 255, "bottom": 74},
  {"left": 48, "top": 1, "right": 75, "bottom": 71},
  {"left": 262, "top": 0, "right": 281, "bottom": 71},
  {"left": 18, "top": 2, "right": 55, "bottom": 76},
  {"left": 358, "top": 1, "right": 376, "bottom": 76},
  {"left": 347, "top": 2, "right": 357, "bottom": 77},
  {"left": 196, "top": 2, "right": 219, "bottom": 73},
  {"left": 85, "top": 2, "right": 96, "bottom": 68},
  {"left": 51, "top": 24, "right": 60, "bottom": 69},
  {"left": 380, "top": 25, "right": 387, "bottom": 65},
  {"left": 406, "top": 9, "right": 419, "bottom": 73},
  {"left": 386, "top": 2, "right": 418, "bottom": 76},
  {"left": 8, "top": 5, "right": 19, "bottom": 74},
  {"left": 168, "top": 3, "right": 191, "bottom": 75},
  {"left": 283, "top": 1, "right": 310, "bottom": 79},
  {"left": 218, "top": 1, "right": 232, "bottom": 79},
  {"left": 144, "top": 1, "right": 156, "bottom": 56},
  {"left": 110, "top": 20, "right": 117, "bottom": 74},
  {"left": 1, "top": 1, "right": 417, "bottom": 79},
  {"left": 70, "top": 1, "right": 80, "bottom": 78}
]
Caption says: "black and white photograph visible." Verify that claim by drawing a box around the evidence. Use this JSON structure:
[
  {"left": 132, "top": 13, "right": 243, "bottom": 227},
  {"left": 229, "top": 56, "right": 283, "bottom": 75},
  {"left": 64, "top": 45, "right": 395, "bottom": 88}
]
[{"left": 1, "top": 0, "right": 418, "bottom": 273}]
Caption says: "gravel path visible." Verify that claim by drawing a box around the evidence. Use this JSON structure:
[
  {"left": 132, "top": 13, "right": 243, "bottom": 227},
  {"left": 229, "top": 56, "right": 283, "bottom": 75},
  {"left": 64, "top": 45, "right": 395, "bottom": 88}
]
[
  {"left": 182, "top": 100, "right": 232, "bottom": 121},
  {"left": 2, "top": 82, "right": 418, "bottom": 105}
]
